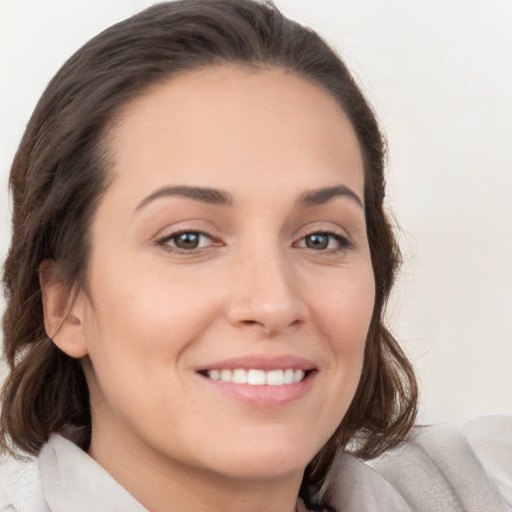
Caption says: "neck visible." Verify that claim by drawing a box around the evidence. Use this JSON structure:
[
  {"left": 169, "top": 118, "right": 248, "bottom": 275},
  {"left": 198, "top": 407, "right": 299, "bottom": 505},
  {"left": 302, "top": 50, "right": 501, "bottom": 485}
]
[{"left": 88, "top": 423, "right": 304, "bottom": 512}]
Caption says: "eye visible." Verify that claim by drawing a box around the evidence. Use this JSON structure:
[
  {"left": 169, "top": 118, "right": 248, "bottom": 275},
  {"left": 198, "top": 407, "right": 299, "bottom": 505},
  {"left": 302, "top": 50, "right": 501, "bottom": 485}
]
[
  {"left": 157, "top": 231, "right": 216, "bottom": 253},
  {"left": 295, "top": 232, "right": 351, "bottom": 252}
]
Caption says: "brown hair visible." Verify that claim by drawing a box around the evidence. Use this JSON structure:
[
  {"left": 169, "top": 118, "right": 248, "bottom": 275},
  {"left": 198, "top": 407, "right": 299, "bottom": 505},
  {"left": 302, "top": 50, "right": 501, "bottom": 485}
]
[{"left": 1, "top": 0, "right": 417, "bottom": 507}]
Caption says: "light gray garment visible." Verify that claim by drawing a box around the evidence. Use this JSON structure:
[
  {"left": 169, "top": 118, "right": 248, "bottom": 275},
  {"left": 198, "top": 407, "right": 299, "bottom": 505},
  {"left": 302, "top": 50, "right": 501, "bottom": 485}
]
[
  {"left": 330, "top": 415, "right": 512, "bottom": 512},
  {"left": 0, "top": 416, "right": 510, "bottom": 511}
]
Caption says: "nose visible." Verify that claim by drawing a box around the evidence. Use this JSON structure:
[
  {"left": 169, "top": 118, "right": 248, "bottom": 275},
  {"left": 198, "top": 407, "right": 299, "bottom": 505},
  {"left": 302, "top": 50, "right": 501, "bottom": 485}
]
[{"left": 225, "top": 247, "right": 308, "bottom": 336}]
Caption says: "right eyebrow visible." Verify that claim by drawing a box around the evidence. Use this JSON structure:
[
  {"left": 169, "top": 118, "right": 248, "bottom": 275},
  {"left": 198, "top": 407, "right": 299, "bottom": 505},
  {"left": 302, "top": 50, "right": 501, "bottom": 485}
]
[
  {"left": 297, "top": 184, "right": 363, "bottom": 209},
  {"left": 135, "top": 185, "right": 233, "bottom": 211}
]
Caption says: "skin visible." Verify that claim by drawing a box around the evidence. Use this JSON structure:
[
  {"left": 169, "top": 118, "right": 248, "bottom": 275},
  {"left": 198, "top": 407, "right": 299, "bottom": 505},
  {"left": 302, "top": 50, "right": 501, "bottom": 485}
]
[{"left": 42, "top": 66, "right": 375, "bottom": 512}]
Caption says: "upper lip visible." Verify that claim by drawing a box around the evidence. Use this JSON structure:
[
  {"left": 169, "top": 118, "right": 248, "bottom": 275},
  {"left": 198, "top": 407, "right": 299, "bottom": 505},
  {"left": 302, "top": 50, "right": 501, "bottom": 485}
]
[{"left": 195, "top": 355, "right": 317, "bottom": 372}]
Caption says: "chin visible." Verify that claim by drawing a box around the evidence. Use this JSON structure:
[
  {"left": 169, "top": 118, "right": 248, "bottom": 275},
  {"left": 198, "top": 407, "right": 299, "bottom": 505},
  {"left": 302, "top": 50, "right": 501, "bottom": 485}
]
[
  {"left": 197, "top": 428, "right": 324, "bottom": 481},
  {"left": 213, "top": 453, "right": 309, "bottom": 481}
]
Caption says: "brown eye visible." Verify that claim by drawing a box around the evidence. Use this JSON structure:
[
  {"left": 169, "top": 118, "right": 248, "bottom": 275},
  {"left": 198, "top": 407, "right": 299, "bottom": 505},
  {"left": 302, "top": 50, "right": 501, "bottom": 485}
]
[
  {"left": 304, "top": 233, "right": 329, "bottom": 249},
  {"left": 295, "top": 232, "right": 351, "bottom": 252},
  {"left": 174, "top": 232, "right": 201, "bottom": 249},
  {"left": 158, "top": 231, "right": 215, "bottom": 252}
]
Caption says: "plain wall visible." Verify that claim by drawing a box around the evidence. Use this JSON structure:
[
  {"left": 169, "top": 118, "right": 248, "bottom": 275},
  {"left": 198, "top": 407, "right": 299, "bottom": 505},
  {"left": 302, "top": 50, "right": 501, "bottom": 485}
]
[{"left": 1, "top": 0, "right": 511, "bottom": 424}]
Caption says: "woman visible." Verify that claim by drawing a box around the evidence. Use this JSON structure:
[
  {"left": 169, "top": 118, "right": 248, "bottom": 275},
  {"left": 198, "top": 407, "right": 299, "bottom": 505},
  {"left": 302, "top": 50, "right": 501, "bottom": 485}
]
[{"left": 0, "top": 1, "right": 510, "bottom": 511}]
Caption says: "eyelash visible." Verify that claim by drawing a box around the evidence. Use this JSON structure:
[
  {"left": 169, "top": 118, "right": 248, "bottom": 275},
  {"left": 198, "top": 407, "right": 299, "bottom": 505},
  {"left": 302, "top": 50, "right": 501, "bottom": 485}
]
[{"left": 156, "top": 229, "right": 352, "bottom": 255}]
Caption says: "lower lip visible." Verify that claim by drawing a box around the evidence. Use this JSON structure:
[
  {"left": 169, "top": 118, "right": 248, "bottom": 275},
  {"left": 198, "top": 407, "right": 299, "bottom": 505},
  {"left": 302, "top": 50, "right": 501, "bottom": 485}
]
[{"left": 198, "top": 372, "right": 316, "bottom": 408}]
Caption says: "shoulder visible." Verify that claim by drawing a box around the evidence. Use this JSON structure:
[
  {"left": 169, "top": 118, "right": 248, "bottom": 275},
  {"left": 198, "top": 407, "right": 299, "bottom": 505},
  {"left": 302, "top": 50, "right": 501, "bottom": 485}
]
[
  {"left": 368, "top": 415, "right": 512, "bottom": 512},
  {"left": 0, "top": 453, "right": 48, "bottom": 512},
  {"left": 324, "top": 415, "right": 512, "bottom": 512}
]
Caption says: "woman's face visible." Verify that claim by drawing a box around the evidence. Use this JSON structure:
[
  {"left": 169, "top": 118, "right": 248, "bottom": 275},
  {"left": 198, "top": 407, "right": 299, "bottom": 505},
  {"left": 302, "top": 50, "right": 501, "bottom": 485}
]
[{"left": 67, "top": 66, "right": 374, "bottom": 482}]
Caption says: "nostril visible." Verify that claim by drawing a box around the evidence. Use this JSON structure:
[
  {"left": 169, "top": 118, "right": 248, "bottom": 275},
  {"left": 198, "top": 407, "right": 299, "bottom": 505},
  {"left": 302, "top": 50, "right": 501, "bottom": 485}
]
[{"left": 241, "top": 320, "right": 259, "bottom": 327}]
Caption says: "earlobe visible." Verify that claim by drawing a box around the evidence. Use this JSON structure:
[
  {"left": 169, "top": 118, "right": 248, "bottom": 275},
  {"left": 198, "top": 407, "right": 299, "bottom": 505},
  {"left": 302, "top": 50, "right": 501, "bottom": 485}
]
[{"left": 39, "top": 259, "right": 89, "bottom": 358}]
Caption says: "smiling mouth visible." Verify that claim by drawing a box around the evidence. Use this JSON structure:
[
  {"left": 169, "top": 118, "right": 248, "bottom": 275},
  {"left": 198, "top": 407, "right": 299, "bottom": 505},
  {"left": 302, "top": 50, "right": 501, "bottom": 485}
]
[{"left": 199, "top": 368, "right": 309, "bottom": 386}]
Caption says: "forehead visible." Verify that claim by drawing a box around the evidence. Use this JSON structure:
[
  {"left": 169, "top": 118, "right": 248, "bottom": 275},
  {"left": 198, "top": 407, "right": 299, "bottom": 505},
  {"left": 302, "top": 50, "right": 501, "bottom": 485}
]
[{"left": 106, "top": 65, "right": 364, "bottom": 201}]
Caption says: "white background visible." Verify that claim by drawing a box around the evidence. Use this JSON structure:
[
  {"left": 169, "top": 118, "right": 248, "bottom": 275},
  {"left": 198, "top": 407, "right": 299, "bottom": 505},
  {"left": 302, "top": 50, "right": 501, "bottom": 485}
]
[{"left": 1, "top": 0, "right": 511, "bottom": 424}]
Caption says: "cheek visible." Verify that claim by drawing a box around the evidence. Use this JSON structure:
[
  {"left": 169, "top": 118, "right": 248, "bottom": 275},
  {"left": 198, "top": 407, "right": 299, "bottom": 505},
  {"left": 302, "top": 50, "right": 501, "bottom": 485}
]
[
  {"left": 82, "top": 262, "right": 224, "bottom": 373},
  {"left": 80, "top": 270, "right": 215, "bottom": 432},
  {"left": 298, "top": 268, "right": 374, "bottom": 449},
  {"left": 311, "top": 266, "right": 375, "bottom": 396},
  {"left": 311, "top": 266, "right": 375, "bottom": 346}
]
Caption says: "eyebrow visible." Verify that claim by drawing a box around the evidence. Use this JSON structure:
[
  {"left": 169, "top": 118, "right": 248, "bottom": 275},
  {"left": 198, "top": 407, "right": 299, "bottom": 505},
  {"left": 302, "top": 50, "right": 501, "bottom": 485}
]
[
  {"left": 136, "top": 185, "right": 233, "bottom": 210},
  {"left": 297, "top": 185, "right": 363, "bottom": 208},
  {"left": 136, "top": 183, "right": 363, "bottom": 211}
]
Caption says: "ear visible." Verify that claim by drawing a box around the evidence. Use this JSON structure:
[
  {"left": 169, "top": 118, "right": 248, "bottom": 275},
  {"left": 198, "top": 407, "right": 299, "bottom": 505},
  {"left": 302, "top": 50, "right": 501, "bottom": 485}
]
[{"left": 39, "top": 259, "right": 89, "bottom": 358}]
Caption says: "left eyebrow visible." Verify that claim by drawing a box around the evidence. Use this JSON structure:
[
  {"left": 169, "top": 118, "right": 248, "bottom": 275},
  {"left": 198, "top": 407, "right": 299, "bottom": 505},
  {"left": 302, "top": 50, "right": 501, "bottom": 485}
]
[
  {"left": 297, "top": 185, "right": 363, "bottom": 208},
  {"left": 135, "top": 185, "right": 233, "bottom": 210}
]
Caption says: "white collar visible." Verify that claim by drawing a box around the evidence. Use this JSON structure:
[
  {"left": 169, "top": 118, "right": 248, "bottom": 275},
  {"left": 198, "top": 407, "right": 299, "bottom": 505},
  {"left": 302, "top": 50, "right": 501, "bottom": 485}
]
[
  {"left": 3, "top": 417, "right": 510, "bottom": 511},
  {"left": 36, "top": 433, "right": 411, "bottom": 511},
  {"left": 38, "top": 434, "right": 147, "bottom": 512}
]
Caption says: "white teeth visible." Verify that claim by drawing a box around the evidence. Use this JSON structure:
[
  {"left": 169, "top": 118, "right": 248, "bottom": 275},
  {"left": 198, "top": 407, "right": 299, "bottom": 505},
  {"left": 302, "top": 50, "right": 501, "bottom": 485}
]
[
  {"left": 220, "top": 369, "right": 232, "bottom": 382},
  {"left": 232, "top": 369, "right": 247, "bottom": 384},
  {"left": 283, "top": 368, "right": 294, "bottom": 384},
  {"left": 266, "top": 369, "right": 284, "bottom": 386},
  {"left": 247, "top": 369, "right": 266, "bottom": 385},
  {"left": 209, "top": 369, "right": 221, "bottom": 381},
  {"left": 205, "top": 368, "right": 307, "bottom": 385},
  {"left": 294, "top": 369, "right": 305, "bottom": 383}
]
